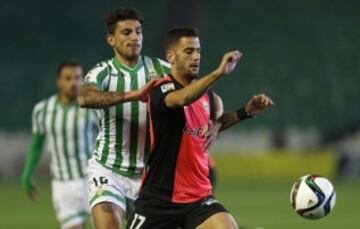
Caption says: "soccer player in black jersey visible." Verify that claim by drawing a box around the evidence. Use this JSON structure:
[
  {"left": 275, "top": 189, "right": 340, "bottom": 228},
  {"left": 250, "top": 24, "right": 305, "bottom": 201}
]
[{"left": 128, "top": 27, "right": 273, "bottom": 229}]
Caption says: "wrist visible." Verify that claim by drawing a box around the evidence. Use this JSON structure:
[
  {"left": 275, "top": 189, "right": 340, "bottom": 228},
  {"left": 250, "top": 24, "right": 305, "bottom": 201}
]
[{"left": 236, "top": 107, "right": 253, "bottom": 120}]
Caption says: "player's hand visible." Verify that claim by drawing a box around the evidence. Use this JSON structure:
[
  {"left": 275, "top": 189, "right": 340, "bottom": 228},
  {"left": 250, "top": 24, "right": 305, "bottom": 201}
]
[
  {"left": 138, "top": 79, "right": 158, "bottom": 102},
  {"left": 215, "top": 51, "right": 243, "bottom": 77},
  {"left": 22, "top": 175, "right": 39, "bottom": 201},
  {"left": 26, "top": 183, "right": 39, "bottom": 201},
  {"left": 245, "top": 93, "right": 274, "bottom": 116}
]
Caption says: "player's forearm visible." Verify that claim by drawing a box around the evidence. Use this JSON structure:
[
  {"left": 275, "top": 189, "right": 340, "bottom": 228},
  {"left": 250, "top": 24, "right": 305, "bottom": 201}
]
[
  {"left": 219, "top": 111, "right": 240, "bottom": 131},
  {"left": 166, "top": 71, "right": 221, "bottom": 108},
  {"left": 21, "top": 134, "right": 45, "bottom": 191},
  {"left": 219, "top": 108, "right": 253, "bottom": 131},
  {"left": 78, "top": 85, "right": 139, "bottom": 109}
]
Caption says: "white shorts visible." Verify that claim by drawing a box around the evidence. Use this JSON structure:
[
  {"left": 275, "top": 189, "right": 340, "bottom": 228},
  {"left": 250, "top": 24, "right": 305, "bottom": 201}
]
[
  {"left": 87, "top": 158, "right": 142, "bottom": 212},
  {"left": 51, "top": 178, "right": 89, "bottom": 229}
]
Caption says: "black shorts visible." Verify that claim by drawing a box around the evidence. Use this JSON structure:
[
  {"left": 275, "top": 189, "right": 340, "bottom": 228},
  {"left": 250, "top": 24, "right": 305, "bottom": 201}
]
[{"left": 127, "top": 196, "right": 227, "bottom": 229}]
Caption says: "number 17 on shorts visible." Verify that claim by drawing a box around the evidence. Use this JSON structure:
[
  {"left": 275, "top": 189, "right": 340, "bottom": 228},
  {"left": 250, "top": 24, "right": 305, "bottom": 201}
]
[{"left": 128, "top": 213, "right": 146, "bottom": 229}]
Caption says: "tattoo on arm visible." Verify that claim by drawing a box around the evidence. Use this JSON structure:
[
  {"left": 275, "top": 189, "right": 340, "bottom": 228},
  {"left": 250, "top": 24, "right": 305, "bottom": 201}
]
[{"left": 78, "top": 84, "right": 137, "bottom": 109}]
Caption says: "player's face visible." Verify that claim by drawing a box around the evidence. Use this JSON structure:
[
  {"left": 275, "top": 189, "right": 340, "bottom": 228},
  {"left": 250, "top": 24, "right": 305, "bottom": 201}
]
[
  {"left": 171, "top": 37, "right": 201, "bottom": 79},
  {"left": 107, "top": 20, "right": 143, "bottom": 61},
  {"left": 56, "top": 66, "right": 82, "bottom": 99}
]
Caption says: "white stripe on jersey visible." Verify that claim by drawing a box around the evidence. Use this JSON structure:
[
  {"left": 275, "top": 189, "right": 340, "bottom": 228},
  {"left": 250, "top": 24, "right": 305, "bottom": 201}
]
[
  {"left": 136, "top": 69, "right": 147, "bottom": 167},
  {"left": 120, "top": 70, "right": 132, "bottom": 170}
]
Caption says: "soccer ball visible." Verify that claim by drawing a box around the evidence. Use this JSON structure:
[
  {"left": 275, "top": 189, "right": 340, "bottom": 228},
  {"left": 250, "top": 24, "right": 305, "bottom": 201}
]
[{"left": 290, "top": 175, "right": 336, "bottom": 219}]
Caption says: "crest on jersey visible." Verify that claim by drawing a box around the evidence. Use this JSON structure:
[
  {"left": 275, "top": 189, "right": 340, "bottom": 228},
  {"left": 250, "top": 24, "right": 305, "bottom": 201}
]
[
  {"left": 161, "top": 83, "right": 175, "bottom": 93},
  {"left": 147, "top": 71, "right": 158, "bottom": 80},
  {"left": 202, "top": 101, "right": 210, "bottom": 114}
]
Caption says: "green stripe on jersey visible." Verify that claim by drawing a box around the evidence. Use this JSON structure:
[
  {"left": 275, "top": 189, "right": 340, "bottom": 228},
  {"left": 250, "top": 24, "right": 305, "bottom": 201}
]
[
  {"left": 113, "top": 74, "right": 125, "bottom": 172},
  {"left": 62, "top": 107, "right": 73, "bottom": 179},
  {"left": 73, "top": 107, "right": 83, "bottom": 177},
  {"left": 84, "top": 110, "right": 91, "bottom": 159},
  {"left": 100, "top": 108, "right": 110, "bottom": 165},
  {"left": 128, "top": 71, "right": 139, "bottom": 175},
  {"left": 51, "top": 98, "right": 63, "bottom": 180}
]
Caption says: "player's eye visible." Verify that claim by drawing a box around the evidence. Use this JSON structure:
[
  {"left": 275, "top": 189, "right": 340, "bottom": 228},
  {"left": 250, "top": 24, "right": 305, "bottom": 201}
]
[{"left": 122, "top": 30, "right": 132, "bottom": 35}]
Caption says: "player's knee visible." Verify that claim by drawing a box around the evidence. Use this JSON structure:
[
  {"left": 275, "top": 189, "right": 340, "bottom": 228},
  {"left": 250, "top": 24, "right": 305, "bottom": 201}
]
[{"left": 92, "top": 202, "right": 125, "bottom": 229}]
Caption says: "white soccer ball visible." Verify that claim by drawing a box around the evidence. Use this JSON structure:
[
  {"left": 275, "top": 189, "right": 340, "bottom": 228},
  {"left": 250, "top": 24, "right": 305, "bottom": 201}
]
[{"left": 290, "top": 174, "right": 336, "bottom": 219}]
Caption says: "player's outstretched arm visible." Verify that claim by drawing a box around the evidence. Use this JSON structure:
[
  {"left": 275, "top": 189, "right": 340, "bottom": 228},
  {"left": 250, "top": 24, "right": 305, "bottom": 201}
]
[
  {"left": 78, "top": 80, "right": 157, "bottom": 108},
  {"left": 219, "top": 93, "right": 274, "bottom": 131},
  {"left": 165, "top": 51, "right": 242, "bottom": 108},
  {"left": 21, "top": 133, "right": 45, "bottom": 201}
]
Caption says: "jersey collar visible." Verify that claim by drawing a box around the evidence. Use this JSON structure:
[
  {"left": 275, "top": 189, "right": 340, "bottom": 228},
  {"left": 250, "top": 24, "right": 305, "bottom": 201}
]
[{"left": 112, "top": 56, "right": 144, "bottom": 73}]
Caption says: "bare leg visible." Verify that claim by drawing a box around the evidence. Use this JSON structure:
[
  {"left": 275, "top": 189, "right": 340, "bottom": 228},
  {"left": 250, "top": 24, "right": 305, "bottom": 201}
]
[
  {"left": 196, "top": 212, "right": 238, "bottom": 229},
  {"left": 92, "top": 202, "right": 126, "bottom": 229}
]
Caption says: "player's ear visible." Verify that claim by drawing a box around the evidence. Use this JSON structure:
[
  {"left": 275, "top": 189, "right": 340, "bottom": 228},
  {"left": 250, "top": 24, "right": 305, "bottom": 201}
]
[
  {"left": 166, "top": 49, "right": 175, "bottom": 65},
  {"left": 106, "top": 34, "right": 115, "bottom": 47}
]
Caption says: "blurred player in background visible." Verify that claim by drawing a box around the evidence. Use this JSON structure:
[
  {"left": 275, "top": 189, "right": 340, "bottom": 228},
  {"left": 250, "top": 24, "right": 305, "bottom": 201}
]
[
  {"left": 21, "top": 60, "right": 99, "bottom": 229},
  {"left": 77, "top": 8, "right": 169, "bottom": 229},
  {"left": 206, "top": 92, "right": 274, "bottom": 189},
  {"left": 128, "top": 27, "right": 274, "bottom": 228}
]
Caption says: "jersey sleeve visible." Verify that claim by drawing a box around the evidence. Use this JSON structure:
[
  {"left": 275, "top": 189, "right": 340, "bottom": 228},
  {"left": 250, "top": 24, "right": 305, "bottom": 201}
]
[
  {"left": 31, "top": 100, "right": 46, "bottom": 135},
  {"left": 83, "top": 62, "right": 110, "bottom": 91},
  {"left": 149, "top": 81, "right": 177, "bottom": 113}
]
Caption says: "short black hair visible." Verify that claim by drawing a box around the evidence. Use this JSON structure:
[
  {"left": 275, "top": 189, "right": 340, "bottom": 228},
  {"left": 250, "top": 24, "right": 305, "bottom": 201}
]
[
  {"left": 57, "top": 59, "right": 82, "bottom": 78},
  {"left": 164, "top": 27, "right": 199, "bottom": 50},
  {"left": 105, "top": 8, "right": 144, "bottom": 35}
]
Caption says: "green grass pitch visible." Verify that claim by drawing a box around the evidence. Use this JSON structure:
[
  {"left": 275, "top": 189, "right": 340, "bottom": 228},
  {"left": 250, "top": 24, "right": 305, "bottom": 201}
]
[{"left": 0, "top": 180, "right": 359, "bottom": 228}]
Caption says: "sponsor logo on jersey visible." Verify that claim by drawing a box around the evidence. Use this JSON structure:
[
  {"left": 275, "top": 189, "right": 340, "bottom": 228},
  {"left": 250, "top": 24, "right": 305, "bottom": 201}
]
[
  {"left": 202, "top": 197, "right": 219, "bottom": 206},
  {"left": 202, "top": 101, "right": 210, "bottom": 114},
  {"left": 161, "top": 83, "right": 175, "bottom": 93},
  {"left": 183, "top": 125, "right": 209, "bottom": 137}
]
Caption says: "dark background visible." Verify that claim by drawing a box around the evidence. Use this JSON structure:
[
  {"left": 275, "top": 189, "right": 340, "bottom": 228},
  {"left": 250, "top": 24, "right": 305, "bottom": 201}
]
[{"left": 1, "top": 0, "right": 359, "bottom": 135}]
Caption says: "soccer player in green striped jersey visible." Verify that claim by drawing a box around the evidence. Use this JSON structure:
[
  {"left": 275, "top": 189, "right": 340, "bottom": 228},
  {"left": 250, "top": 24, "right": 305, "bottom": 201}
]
[
  {"left": 21, "top": 60, "right": 99, "bottom": 229},
  {"left": 77, "top": 8, "right": 170, "bottom": 229}
]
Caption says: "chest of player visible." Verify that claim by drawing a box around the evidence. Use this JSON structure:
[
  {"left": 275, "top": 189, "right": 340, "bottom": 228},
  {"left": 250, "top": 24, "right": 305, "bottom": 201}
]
[
  {"left": 182, "top": 94, "right": 211, "bottom": 139},
  {"left": 105, "top": 70, "right": 149, "bottom": 123},
  {"left": 43, "top": 103, "right": 88, "bottom": 135}
]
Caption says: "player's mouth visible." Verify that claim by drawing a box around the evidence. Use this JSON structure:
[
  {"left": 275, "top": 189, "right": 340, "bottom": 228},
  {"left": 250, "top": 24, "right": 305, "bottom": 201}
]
[
  {"left": 190, "top": 63, "right": 200, "bottom": 71},
  {"left": 128, "top": 43, "right": 141, "bottom": 48}
]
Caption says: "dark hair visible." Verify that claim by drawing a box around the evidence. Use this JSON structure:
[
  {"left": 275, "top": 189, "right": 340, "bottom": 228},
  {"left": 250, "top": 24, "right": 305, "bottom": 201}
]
[
  {"left": 164, "top": 27, "right": 199, "bottom": 50},
  {"left": 105, "top": 8, "right": 144, "bottom": 35},
  {"left": 57, "top": 59, "right": 82, "bottom": 78}
]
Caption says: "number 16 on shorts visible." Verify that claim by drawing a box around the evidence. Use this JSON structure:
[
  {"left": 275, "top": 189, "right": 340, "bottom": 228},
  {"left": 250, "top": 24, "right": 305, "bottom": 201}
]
[{"left": 129, "top": 213, "right": 146, "bottom": 229}]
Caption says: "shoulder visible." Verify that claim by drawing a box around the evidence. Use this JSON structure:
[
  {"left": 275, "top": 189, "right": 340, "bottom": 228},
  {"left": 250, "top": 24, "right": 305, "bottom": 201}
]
[
  {"left": 143, "top": 56, "right": 171, "bottom": 75},
  {"left": 84, "top": 60, "right": 111, "bottom": 81},
  {"left": 153, "top": 76, "right": 176, "bottom": 92},
  {"left": 32, "top": 95, "right": 53, "bottom": 113}
]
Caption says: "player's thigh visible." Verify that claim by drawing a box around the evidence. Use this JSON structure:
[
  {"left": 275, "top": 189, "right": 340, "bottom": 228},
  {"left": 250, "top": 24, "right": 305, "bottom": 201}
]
[
  {"left": 92, "top": 202, "right": 125, "bottom": 229},
  {"left": 196, "top": 212, "right": 238, "bottom": 229}
]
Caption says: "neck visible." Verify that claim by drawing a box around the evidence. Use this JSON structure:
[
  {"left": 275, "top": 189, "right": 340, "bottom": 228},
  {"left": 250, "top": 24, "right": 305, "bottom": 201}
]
[
  {"left": 170, "top": 68, "right": 192, "bottom": 86},
  {"left": 59, "top": 93, "right": 75, "bottom": 105},
  {"left": 115, "top": 52, "right": 140, "bottom": 67}
]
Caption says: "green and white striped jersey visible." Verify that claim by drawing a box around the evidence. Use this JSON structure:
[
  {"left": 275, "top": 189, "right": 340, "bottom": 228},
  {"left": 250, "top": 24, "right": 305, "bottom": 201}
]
[
  {"left": 32, "top": 94, "right": 99, "bottom": 180},
  {"left": 84, "top": 56, "right": 170, "bottom": 177}
]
